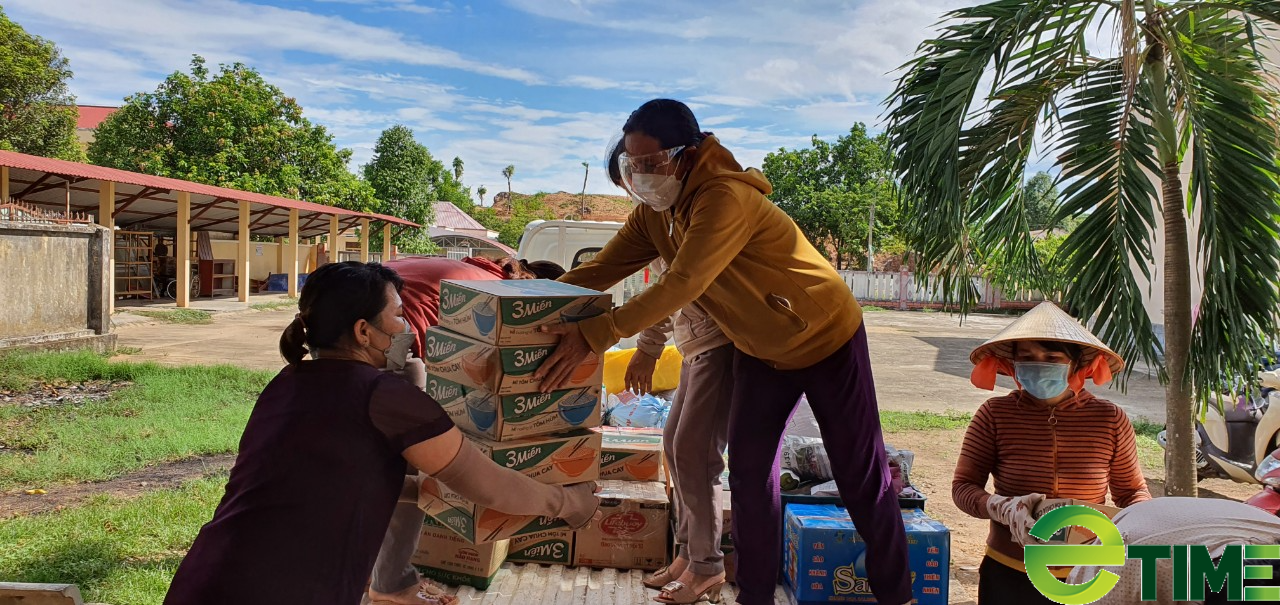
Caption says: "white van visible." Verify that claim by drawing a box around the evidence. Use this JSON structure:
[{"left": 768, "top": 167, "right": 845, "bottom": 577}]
[{"left": 516, "top": 219, "right": 652, "bottom": 348}]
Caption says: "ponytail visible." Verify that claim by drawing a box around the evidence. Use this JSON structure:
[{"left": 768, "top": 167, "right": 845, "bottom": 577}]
[{"left": 280, "top": 314, "right": 309, "bottom": 365}]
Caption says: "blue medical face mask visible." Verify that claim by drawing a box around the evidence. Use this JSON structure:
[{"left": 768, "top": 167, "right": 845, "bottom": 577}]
[{"left": 1014, "top": 362, "right": 1070, "bottom": 401}]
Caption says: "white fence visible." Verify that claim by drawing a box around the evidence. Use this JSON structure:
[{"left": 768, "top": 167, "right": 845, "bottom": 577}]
[{"left": 838, "top": 270, "right": 1047, "bottom": 311}]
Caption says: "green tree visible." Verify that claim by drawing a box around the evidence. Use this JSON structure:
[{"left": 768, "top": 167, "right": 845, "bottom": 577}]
[
  {"left": 1023, "top": 172, "right": 1061, "bottom": 231},
  {"left": 89, "top": 56, "right": 373, "bottom": 211},
  {"left": 477, "top": 185, "right": 488, "bottom": 206},
  {"left": 452, "top": 157, "right": 464, "bottom": 182},
  {"left": 0, "top": 7, "right": 83, "bottom": 161},
  {"left": 763, "top": 124, "right": 899, "bottom": 269},
  {"left": 885, "top": 0, "right": 1280, "bottom": 495},
  {"left": 362, "top": 125, "right": 439, "bottom": 254}
]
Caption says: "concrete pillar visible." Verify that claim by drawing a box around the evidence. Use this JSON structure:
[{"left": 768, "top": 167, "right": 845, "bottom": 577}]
[
  {"left": 276, "top": 236, "right": 284, "bottom": 274},
  {"left": 238, "top": 201, "right": 251, "bottom": 303},
  {"left": 98, "top": 181, "right": 115, "bottom": 312},
  {"left": 287, "top": 209, "right": 300, "bottom": 297},
  {"left": 176, "top": 192, "right": 192, "bottom": 308},
  {"left": 328, "top": 215, "right": 340, "bottom": 265},
  {"left": 382, "top": 223, "right": 392, "bottom": 262},
  {"left": 1, "top": 166, "right": 8, "bottom": 200},
  {"left": 360, "top": 218, "right": 370, "bottom": 263}
]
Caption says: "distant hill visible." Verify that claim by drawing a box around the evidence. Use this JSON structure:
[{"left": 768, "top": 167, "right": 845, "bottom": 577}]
[{"left": 491, "top": 191, "right": 632, "bottom": 222}]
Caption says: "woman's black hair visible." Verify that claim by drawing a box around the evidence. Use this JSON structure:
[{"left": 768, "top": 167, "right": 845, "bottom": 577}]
[
  {"left": 606, "top": 135, "right": 626, "bottom": 188},
  {"left": 279, "top": 261, "right": 405, "bottom": 365},
  {"left": 622, "top": 99, "right": 706, "bottom": 149},
  {"left": 1013, "top": 340, "right": 1084, "bottom": 364},
  {"left": 522, "top": 259, "right": 566, "bottom": 280}
]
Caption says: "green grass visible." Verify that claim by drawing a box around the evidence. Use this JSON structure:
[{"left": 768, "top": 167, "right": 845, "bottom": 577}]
[
  {"left": 0, "top": 351, "right": 271, "bottom": 490},
  {"left": 0, "top": 475, "right": 226, "bottom": 605},
  {"left": 250, "top": 298, "right": 298, "bottom": 312},
  {"left": 115, "top": 346, "right": 143, "bottom": 356},
  {"left": 861, "top": 305, "right": 889, "bottom": 313},
  {"left": 880, "top": 410, "right": 973, "bottom": 432},
  {"left": 1132, "top": 418, "right": 1165, "bottom": 473},
  {"left": 130, "top": 309, "right": 214, "bottom": 325}
]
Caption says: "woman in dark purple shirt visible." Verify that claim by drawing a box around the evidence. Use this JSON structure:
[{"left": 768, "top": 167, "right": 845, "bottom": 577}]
[{"left": 164, "top": 262, "right": 599, "bottom": 605}]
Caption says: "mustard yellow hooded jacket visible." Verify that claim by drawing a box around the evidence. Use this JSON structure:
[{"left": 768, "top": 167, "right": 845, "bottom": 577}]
[{"left": 560, "top": 135, "right": 862, "bottom": 370}]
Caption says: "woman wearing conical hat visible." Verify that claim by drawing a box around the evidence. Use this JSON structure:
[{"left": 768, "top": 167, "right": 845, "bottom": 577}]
[{"left": 952, "top": 302, "right": 1152, "bottom": 604}]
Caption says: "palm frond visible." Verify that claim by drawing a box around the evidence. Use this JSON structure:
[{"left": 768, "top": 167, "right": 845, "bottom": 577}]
[
  {"left": 1171, "top": 8, "right": 1280, "bottom": 399},
  {"left": 1054, "top": 60, "right": 1164, "bottom": 381},
  {"left": 885, "top": 0, "right": 1107, "bottom": 311}
]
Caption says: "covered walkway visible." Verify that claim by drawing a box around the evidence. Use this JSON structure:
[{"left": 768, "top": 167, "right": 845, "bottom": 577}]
[{"left": 0, "top": 150, "right": 418, "bottom": 310}]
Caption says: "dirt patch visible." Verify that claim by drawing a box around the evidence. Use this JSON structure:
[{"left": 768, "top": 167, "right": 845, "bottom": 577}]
[
  {"left": 0, "top": 380, "right": 131, "bottom": 410},
  {"left": 0, "top": 454, "right": 234, "bottom": 518}
]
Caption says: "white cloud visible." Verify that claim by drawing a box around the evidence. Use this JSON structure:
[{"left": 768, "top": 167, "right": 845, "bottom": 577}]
[
  {"left": 5, "top": 0, "right": 541, "bottom": 84},
  {"left": 313, "top": 0, "right": 441, "bottom": 15}
]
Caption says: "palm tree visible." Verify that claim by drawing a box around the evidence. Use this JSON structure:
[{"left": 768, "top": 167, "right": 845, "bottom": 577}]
[
  {"left": 453, "top": 157, "right": 464, "bottom": 183},
  {"left": 502, "top": 165, "right": 515, "bottom": 205},
  {"left": 477, "top": 185, "right": 488, "bottom": 206},
  {"left": 885, "top": 0, "right": 1280, "bottom": 496}
]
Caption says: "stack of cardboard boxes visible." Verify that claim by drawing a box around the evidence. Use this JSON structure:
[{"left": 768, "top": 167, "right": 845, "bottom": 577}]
[{"left": 413, "top": 279, "right": 610, "bottom": 588}]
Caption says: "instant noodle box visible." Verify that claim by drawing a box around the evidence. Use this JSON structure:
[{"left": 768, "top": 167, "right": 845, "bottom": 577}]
[
  {"left": 784, "top": 504, "right": 950, "bottom": 605},
  {"left": 422, "top": 326, "right": 603, "bottom": 395},
  {"left": 465, "top": 429, "right": 602, "bottom": 485},
  {"left": 418, "top": 474, "right": 570, "bottom": 544},
  {"left": 1032, "top": 498, "right": 1120, "bottom": 545},
  {"left": 433, "top": 377, "right": 602, "bottom": 441},
  {"left": 507, "top": 529, "right": 576, "bottom": 566},
  {"left": 572, "top": 480, "right": 670, "bottom": 571},
  {"left": 594, "top": 426, "right": 665, "bottom": 482},
  {"left": 438, "top": 279, "right": 612, "bottom": 346},
  {"left": 412, "top": 518, "right": 509, "bottom": 590}
]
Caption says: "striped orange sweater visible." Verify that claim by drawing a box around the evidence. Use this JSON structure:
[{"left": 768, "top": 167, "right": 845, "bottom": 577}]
[{"left": 952, "top": 390, "right": 1152, "bottom": 568}]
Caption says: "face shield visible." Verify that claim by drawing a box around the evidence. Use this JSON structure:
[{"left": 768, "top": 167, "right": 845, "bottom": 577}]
[{"left": 619, "top": 146, "right": 686, "bottom": 211}]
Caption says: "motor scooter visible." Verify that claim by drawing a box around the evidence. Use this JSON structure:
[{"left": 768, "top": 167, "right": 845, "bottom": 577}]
[{"left": 1157, "top": 367, "right": 1280, "bottom": 484}]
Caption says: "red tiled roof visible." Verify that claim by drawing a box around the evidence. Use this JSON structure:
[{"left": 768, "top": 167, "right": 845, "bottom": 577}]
[
  {"left": 76, "top": 105, "right": 118, "bottom": 130},
  {"left": 433, "top": 201, "right": 487, "bottom": 231}
]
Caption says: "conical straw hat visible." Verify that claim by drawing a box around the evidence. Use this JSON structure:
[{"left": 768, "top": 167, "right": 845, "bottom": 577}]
[{"left": 969, "top": 302, "right": 1124, "bottom": 375}]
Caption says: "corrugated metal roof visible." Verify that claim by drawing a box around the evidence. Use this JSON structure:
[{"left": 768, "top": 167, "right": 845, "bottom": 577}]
[
  {"left": 0, "top": 150, "right": 420, "bottom": 238},
  {"left": 434, "top": 202, "right": 487, "bottom": 231},
  {"left": 443, "top": 564, "right": 791, "bottom": 604}
]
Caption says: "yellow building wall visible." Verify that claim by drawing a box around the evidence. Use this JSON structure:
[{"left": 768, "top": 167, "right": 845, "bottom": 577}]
[{"left": 210, "top": 241, "right": 318, "bottom": 282}]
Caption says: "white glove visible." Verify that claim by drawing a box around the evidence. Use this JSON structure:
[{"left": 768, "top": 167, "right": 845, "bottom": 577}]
[{"left": 986, "top": 493, "right": 1045, "bottom": 547}]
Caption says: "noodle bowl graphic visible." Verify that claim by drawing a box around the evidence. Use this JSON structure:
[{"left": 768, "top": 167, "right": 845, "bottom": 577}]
[
  {"left": 472, "top": 305, "right": 497, "bottom": 336},
  {"left": 557, "top": 389, "right": 597, "bottom": 425},
  {"left": 465, "top": 392, "right": 497, "bottom": 433},
  {"left": 551, "top": 446, "right": 597, "bottom": 477}
]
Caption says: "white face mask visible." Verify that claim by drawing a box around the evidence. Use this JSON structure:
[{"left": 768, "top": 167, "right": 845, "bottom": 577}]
[
  {"left": 374, "top": 320, "right": 415, "bottom": 371},
  {"left": 629, "top": 173, "right": 683, "bottom": 212}
]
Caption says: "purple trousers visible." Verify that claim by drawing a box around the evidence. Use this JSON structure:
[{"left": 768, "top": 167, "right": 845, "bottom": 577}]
[{"left": 727, "top": 327, "right": 912, "bottom": 605}]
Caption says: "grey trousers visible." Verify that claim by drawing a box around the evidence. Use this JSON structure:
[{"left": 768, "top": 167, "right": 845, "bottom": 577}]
[
  {"left": 666, "top": 343, "right": 735, "bottom": 576},
  {"left": 371, "top": 486, "right": 425, "bottom": 593}
]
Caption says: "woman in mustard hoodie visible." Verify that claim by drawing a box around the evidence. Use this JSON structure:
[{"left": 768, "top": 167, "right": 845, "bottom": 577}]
[{"left": 534, "top": 99, "right": 912, "bottom": 605}]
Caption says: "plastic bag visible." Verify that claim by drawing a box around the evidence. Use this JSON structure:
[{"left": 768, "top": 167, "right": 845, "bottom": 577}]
[
  {"left": 602, "top": 345, "right": 683, "bottom": 395},
  {"left": 781, "top": 435, "right": 833, "bottom": 481},
  {"left": 606, "top": 393, "right": 671, "bottom": 429}
]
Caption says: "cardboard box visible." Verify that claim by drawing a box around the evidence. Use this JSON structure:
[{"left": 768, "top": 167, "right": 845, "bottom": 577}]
[
  {"left": 438, "top": 385, "right": 603, "bottom": 441},
  {"left": 507, "top": 529, "right": 576, "bottom": 566},
  {"left": 1033, "top": 499, "right": 1121, "bottom": 545},
  {"left": 467, "top": 429, "right": 602, "bottom": 485},
  {"left": 423, "top": 326, "right": 603, "bottom": 395},
  {"left": 595, "top": 426, "right": 665, "bottom": 482},
  {"left": 418, "top": 474, "right": 570, "bottom": 544},
  {"left": 438, "top": 279, "right": 612, "bottom": 346},
  {"left": 573, "top": 480, "right": 670, "bottom": 571},
  {"left": 784, "top": 505, "right": 950, "bottom": 605},
  {"left": 412, "top": 519, "right": 510, "bottom": 590}
]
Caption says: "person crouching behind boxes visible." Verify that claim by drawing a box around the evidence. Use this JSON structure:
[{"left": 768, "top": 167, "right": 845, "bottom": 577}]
[
  {"left": 367, "top": 254, "right": 566, "bottom": 605},
  {"left": 163, "top": 261, "right": 597, "bottom": 605},
  {"left": 953, "top": 302, "right": 1151, "bottom": 605}
]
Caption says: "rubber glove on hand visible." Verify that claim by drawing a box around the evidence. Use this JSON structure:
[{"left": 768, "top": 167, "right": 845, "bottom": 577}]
[{"left": 986, "top": 493, "right": 1046, "bottom": 547}]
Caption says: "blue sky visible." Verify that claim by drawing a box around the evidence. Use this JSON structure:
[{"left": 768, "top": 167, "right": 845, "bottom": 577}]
[{"left": 6, "top": 0, "right": 970, "bottom": 200}]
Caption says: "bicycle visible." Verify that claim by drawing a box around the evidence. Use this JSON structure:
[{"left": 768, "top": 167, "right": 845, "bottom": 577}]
[{"left": 153, "top": 269, "right": 201, "bottom": 300}]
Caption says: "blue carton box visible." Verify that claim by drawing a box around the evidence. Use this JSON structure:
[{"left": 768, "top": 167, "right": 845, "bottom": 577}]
[{"left": 784, "top": 504, "right": 949, "bottom": 604}]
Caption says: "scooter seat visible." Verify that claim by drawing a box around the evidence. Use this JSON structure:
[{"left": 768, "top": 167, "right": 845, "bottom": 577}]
[{"left": 1224, "top": 407, "right": 1263, "bottom": 423}]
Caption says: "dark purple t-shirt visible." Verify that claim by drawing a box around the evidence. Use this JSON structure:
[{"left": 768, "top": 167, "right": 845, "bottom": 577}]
[{"left": 164, "top": 359, "right": 453, "bottom": 605}]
